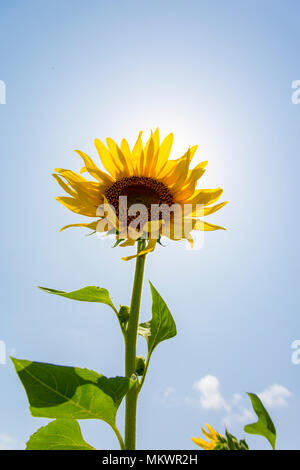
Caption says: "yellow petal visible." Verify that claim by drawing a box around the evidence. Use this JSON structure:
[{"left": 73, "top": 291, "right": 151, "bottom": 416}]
[
  {"left": 106, "top": 137, "right": 133, "bottom": 175},
  {"left": 56, "top": 196, "right": 96, "bottom": 217},
  {"left": 186, "top": 188, "right": 223, "bottom": 206},
  {"left": 143, "top": 135, "right": 155, "bottom": 176},
  {"left": 148, "top": 128, "right": 161, "bottom": 176},
  {"left": 191, "top": 437, "right": 214, "bottom": 450},
  {"left": 120, "top": 138, "right": 132, "bottom": 161},
  {"left": 54, "top": 168, "right": 89, "bottom": 183},
  {"left": 158, "top": 153, "right": 186, "bottom": 180},
  {"left": 55, "top": 171, "right": 103, "bottom": 208},
  {"left": 188, "top": 145, "right": 198, "bottom": 160},
  {"left": 68, "top": 181, "right": 103, "bottom": 207},
  {"left": 160, "top": 159, "right": 186, "bottom": 187},
  {"left": 182, "top": 160, "right": 207, "bottom": 188},
  {"left": 205, "top": 424, "right": 220, "bottom": 438},
  {"left": 183, "top": 201, "right": 228, "bottom": 217},
  {"left": 59, "top": 221, "right": 98, "bottom": 232},
  {"left": 143, "top": 129, "right": 160, "bottom": 174},
  {"left": 137, "top": 238, "right": 157, "bottom": 256},
  {"left": 174, "top": 180, "right": 198, "bottom": 202},
  {"left": 53, "top": 174, "right": 77, "bottom": 197},
  {"left": 94, "top": 138, "right": 121, "bottom": 178},
  {"left": 131, "top": 131, "right": 143, "bottom": 172},
  {"left": 119, "top": 238, "right": 136, "bottom": 247},
  {"left": 156, "top": 133, "right": 174, "bottom": 174},
  {"left": 75, "top": 150, "right": 113, "bottom": 185},
  {"left": 122, "top": 238, "right": 157, "bottom": 261},
  {"left": 201, "top": 428, "right": 214, "bottom": 441},
  {"left": 168, "top": 149, "right": 192, "bottom": 191},
  {"left": 122, "top": 253, "right": 138, "bottom": 261},
  {"left": 203, "top": 201, "right": 228, "bottom": 215},
  {"left": 193, "top": 219, "right": 226, "bottom": 231},
  {"left": 152, "top": 128, "right": 160, "bottom": 152},
  {"left": 139, "top": 149, "right": 145, "bottom": 176}
]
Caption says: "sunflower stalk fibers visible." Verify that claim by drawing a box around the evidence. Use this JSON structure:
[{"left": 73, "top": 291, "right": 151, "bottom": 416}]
[{"left": 124, "top": 238, "right": 147, "bottom": 450}]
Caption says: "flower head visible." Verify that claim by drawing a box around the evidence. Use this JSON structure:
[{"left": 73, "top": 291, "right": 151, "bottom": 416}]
[
  {"left": 191, "top": 424, "right": 223, "bottom": 450},
  {"left": 54, "top": 130, "right": 227, "bottom": 259},
  {"left": 192, "top": 425, "right": 250, "bottom": 450}
]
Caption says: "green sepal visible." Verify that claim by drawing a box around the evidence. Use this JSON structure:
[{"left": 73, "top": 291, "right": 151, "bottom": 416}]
[
  {"left": 113, "top": 238, "right": 125, "bottom": 247},
  {"left": 214, "top": 430, "right": 249, "bottom": 450},
  {"left": 85, "top": 231, "right": 96, "bottom": 237},
  {"left": 157, "top": 234, "right": 166, "bottom": 247}
]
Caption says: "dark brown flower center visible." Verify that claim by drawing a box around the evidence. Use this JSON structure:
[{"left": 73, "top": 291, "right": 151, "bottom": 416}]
[{"left": 105, "top": 176, "right": 174, "bottom": 229}]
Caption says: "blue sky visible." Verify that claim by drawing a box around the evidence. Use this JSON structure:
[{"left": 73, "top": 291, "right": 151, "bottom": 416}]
[{"left": 0, "top": 0, "right": 299, "bottom": 450}]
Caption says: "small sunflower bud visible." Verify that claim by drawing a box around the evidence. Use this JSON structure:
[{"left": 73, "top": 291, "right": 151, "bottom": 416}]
[
  {"left": 118, "top": 306, "right": 130, "bottom": 324},
  {"left": 215, "top": 430, "right": 249, "bottom": 450},
  {"left": 135, "top": 355, "right": 146, "bottom": 376}
]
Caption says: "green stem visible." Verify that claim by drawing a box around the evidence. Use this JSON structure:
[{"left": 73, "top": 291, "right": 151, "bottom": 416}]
[
  {"left": 124, "top": 239, "right": 147, "bottom": 450},
  {"left": 112, "top": 425, "right": 125, "bottom": 450}
]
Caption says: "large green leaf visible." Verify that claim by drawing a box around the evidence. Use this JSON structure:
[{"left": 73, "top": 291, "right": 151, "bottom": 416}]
[
  {"left": 38, "top": 286, "right": 116, "bottom": 311},
  {"left": 244, "top": 393, "right": 276, "bottom": 449},
  {"left": 138, "top": 282, "right": 177, "bottom": 356},
  {"left": 11, "top": 357, "right": 131, "bottom": 427},
  {"left": 26, "top": 419, "right": 95, "bottom": 450}
]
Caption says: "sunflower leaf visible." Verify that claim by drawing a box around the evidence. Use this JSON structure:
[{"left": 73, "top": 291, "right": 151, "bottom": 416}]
[
  {"left": 138, "top": 282, "right": 177, "bottom": 355},
  {"left": 26, "top": 419, "right": 95, "bottom": 450},
  {"left": 11, "top": 357, "right": 132, "bottom": 427},
  {"left": 244, "top": 393, "right": 276, "bottom": 449},
  {"left": 38, "top": 286, "right": 117, "bottom": 311}
]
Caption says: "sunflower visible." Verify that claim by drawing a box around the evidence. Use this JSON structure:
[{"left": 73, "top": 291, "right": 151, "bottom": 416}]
[
  {"left": 191, "top": 424, "right": 223, "bottom": 450},
  {"left": 53, "top": 129, "right": 227, "bottom": 260}
]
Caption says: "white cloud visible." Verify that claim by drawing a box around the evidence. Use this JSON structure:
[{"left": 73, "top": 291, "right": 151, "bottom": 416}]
[
  {"left": 231, "top": 393, "right": 243, "bottom": 406},
  {"left": 236, "top": 408, "right": 254, "bottom": 423},
  {"left": 258, "top": 384, "right": 291, "bottom": 408},
  {"left": 191, "top": 375, "right": 248, "bottom": 426},
  {"left": 223, "top": 407, "right": 254, "bottom": 427},
  {"left": 0, "top": 433, "right": 24, "bottom": 450},
  {"left": 163, "top": 386, "right": 175, "bottom": 399},
  {"left": 190, "top": 376, "right": 253, "bottom": 427},
  {"left": 189, "top": 376, "right": 291, "bottom": 429},
  {"left": 157, "top": 386, "right": 178, "bottom": 407},
  {"left": 193, "top": 375, "right": 230, "bottom": 412}
]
